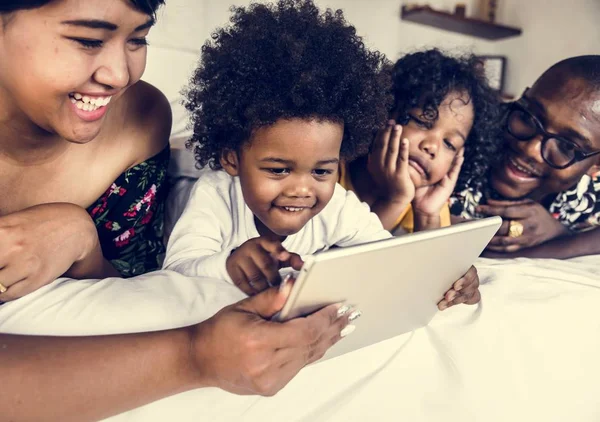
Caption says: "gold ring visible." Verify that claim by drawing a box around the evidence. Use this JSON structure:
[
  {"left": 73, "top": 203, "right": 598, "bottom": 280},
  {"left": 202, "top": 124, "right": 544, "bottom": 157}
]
[
  {"left": 0, "top": 282, "right": 7, "bottom": 294},
  {"left": 508, "top": 220, "right": 524, "bottom": 238}
]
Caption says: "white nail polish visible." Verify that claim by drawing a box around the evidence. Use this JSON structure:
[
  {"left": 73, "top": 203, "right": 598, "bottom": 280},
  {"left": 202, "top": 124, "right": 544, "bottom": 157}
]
[
  {"left": 348, "top": 310, "right": 362, "bottom": 322},
  {"left": 337, "top": 305, "right": 351, "bottom": 318},
  {"left": 278, "top": 273, "right": 292, "bottom": 292},
  {"left": 340, "top": 324, "right": 356, "bottom": 338}
]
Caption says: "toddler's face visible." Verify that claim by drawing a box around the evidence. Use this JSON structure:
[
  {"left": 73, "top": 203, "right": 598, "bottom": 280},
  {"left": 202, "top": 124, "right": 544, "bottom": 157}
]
[
  {"left": 394, "top": 90, "right": 473, "bottom": 188},
  {"left": 222, "top": 118, "right": 343, "bottom": 240}
]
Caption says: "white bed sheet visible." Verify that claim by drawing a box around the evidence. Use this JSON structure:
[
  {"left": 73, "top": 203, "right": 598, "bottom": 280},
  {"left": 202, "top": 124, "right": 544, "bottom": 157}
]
[{"left": 1, "top": 256, "right": 599, "bottom": 422}]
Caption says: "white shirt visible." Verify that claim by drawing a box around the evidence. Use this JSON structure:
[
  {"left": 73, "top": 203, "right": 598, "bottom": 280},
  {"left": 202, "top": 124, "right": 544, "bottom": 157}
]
[{"left": 163, "top": 169, "right": 391, "bottom": 282}]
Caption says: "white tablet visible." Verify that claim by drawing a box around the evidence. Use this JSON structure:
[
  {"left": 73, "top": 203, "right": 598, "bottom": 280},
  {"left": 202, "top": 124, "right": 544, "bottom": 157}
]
[{"left": 274, "top": 216, "right": 502, "bottom": 361}]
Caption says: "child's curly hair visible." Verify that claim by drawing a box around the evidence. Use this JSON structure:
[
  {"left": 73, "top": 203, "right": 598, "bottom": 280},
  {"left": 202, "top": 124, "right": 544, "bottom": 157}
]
[
  {"left": 184, "top": 0, "right": 392, "bottom": 169},
  {"left": 390, "top": 48, "right": 501, "bottom": 191}
]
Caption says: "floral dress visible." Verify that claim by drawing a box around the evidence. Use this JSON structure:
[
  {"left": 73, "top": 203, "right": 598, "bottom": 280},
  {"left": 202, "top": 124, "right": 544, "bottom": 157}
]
[
  {"left": 87, "top": 147, "right": 170, "bottom": 277},
  {"left": 450, "top": 171, "right": 600, "bottom": 233}
]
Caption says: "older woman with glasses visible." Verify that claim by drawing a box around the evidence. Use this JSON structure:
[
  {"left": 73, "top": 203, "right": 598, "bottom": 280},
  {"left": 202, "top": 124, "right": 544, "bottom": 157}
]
[{"left": 450, "top": 55, "right": 600, "bottom": 258}]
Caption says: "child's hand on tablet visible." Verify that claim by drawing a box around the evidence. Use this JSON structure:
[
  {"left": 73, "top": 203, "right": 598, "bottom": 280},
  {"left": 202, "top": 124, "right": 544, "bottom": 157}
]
[
  {"left": 226, "top": 237, "right": 303, "bottom": 295},
  {"left": 437, "top": 265, "right": 480, "bottom": 310}
]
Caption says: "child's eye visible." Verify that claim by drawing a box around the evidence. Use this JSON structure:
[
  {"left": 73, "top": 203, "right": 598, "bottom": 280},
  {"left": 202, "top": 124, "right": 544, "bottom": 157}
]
[
  {"left": 409, "top": 115, "right": 431, "bottom": 130},
  {"left": 313, "top": 169, "right": 334, "bottom": 177},
  {"left": 264, "top": 168, "right": 290, "bottom": 175},
  {"left": 444, "top": 139, "right": 457, "bottom": 151},
  {"left": 71, "top": 38, "right": 103, "bottom": 49}
]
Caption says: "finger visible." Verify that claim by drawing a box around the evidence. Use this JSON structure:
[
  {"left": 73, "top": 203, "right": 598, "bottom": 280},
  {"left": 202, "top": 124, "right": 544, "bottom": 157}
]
[
  {"left": 446, "top": 151, "right": 465, "bottom": 184},
  {"left": 476, "top": 205, "right": 528, "bottom": 219},
  {"left": 228, "top": 264, "right": 253, "bottom": 295},
  {"left": 486, "top": 198, "right": 534, "bottom": 207},
  {"left": 258, "top": 238, "right": 288, "bottom": 258},
  {"left": 243, "top": 259, "right": 271, "bottom": 293},
  {"left": 234, "top": 261, "right": 262, "bottom": 296},
  {"left": 278, "top": 303, "right": 349, "bottom": 351},
  {"left": 395, "top": 137, "right": 410, "bottom": 174},
  {"left": 487, "top": 235, "right": 525, "bottom": 247},
  {"left": 0, "top": 264, "right": 29, "bottom": 289},
  {"left": 485, "top": 243, "right": 523, "bottom": 253},
  {"left": 497, "top": 220, "right": 510, "bottom": 236},
  {"left": 305, "top": 307, "right": 351, "bottom": 364},
  {"left": 446, "top": 294, "right": 468, "bottom": 308},
  {"left": 385, "top": 125, "right": 402, "bottom": 172},
  {"left": 237, "top": 284, "right": 292, "bottom": 319},
  {"left": 278, "top": 253, "right": 304, "bottom": 271},
  {"left": 481, "top": 250, "right": 513, "bottom": 259},
  {"left": 0, "top": 275, "right": 40, "bottom": 302},
  {"left": 371, "top": 121, "right": 394, "bottom": 168},
  {"left": 250, "top": 248, "right": 281, "bottom": 286},
  {"left": 465, "top": 289, "right": 481, "bottom": 305},
  {"left": 453, "top": 266, "right": 478, "bottom": 291},
  {"left": 460, "top": 282, "right": 480, "bottom": 301}
]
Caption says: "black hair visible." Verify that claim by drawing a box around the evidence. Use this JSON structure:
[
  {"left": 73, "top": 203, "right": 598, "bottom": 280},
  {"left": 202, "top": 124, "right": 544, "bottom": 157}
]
[
  {"left": 390, "top": 48, "right": 502, "bottom": 192},
  {"left": 0, "top": 0, "right": 165, "bottom": 18},
  {"left": 184, "top": 0, "right": 392, "bottom": 170},
  {"left": 539, "top": 55, "right": 600, "bottom": 92}
]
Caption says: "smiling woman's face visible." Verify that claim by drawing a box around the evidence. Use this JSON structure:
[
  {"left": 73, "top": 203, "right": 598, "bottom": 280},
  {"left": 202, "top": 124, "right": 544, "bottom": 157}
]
[
  {"left": 491, "top": 76, "right": 600, "bottom": 201},
  {"left": 0, "top": 0, "right": 154, "bottom": 144}
]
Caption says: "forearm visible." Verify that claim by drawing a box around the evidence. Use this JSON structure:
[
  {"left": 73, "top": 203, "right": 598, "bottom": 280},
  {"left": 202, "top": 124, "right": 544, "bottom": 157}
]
[
  {"left": 413, "top": 212, "right": 441, "bottom": 232},
  {"left": 369, "top": 198, "right": 410, "bottom": 231},
  {"left": 2, "top": 328, "right": 201, "bottom": 422},
  {"left": 518, "top": 228, "right": 600, "bottom": 259},
  {"left": 164, "top": 248, "right": 234, "bottom": 282},
  {"left": 65, "top": 245, "right": 121, "bottom": 279}
]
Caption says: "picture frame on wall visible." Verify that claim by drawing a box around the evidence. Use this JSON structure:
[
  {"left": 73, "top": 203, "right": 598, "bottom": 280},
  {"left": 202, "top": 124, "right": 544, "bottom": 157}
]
[{"left": 476, "top": 55, "right": 507, "bottom": 94}]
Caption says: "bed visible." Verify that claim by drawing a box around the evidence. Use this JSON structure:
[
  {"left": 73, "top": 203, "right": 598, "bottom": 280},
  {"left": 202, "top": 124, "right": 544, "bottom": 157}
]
[{"left": 2, "top": 256, "right": 599, "bottom": 421}]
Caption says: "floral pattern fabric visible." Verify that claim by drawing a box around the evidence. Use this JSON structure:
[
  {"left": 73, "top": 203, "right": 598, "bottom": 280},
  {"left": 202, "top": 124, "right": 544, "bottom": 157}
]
[
  {"left": 450, "top": 171, "right": 600, "bottom": 233},
  {"left": 87, "top": 147, "right": 170, "bottom": 277}
]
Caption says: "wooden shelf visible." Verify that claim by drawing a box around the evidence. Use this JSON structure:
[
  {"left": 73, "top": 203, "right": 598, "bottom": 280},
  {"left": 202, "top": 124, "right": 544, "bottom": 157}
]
[{"left": 400, "top": 5, "right": 522, "bottom": 41}]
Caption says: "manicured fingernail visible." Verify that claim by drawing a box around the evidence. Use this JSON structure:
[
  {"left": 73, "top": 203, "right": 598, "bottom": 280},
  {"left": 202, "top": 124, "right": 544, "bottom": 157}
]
[
  {"left": 447, "top": 291, "right": 457, "bottom": 302},
  {"left": 438, "top": 301, "right": 448, "bottom": 311},
  {"left": 278, "top": 274, "right": 293, "bottom": 295},
  {"left": 348, "top": 310, "right": 362, "bottom": 322},
  {"left": 340, "top": 324, "right": 356, "bottom": 338},
  {"left": 454, "top": 281, "right": 464, "bottom": 291},
  {"left": 337, "top": 304, "right": 351, "bottom": 318}
]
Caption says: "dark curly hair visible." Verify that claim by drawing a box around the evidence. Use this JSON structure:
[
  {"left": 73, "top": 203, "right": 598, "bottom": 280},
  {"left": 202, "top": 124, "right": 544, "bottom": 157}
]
[
  {"left": 184, "top": 0, "right": 392, "bottom": 170},
  {"left": 390, "top": 48, "right": 501, "bottom": 192}
]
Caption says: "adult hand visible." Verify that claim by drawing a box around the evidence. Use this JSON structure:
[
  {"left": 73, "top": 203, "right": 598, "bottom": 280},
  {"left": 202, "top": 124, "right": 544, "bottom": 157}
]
[
  {"left": 412, "top": 148, "right": 464, "bottom": 217},
  {"left": 190, "top": 282, "right": 353, "bottom": 396},
  {"left": 477, "top": 199, "right": 570, "bottom": 253},
  {"left": 437, "top": 265, "right": 480, "bottom": 310},
  {"left": 367, "top": 120, "right": 415, "bottom": 205},
  {"left": 0, "top": 203, "right": 99, "bottom": 302},
  {"left": 226, "top": 237, "right": 304, "bottom": 295}
]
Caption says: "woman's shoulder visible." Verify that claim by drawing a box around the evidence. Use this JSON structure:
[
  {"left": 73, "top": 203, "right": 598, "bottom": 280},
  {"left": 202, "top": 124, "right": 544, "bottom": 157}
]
[{"left": 111, "top": 80, "right": 173, "bottom": 165}]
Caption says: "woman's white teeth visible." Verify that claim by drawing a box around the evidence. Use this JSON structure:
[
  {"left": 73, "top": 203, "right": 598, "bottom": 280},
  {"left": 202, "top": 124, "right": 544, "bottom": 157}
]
[
  {"left": 70, "top": 93, "right": 112, "bottom": 111},
  {"left": 284, "top": 207, "right": 304, "bottom": 212}
]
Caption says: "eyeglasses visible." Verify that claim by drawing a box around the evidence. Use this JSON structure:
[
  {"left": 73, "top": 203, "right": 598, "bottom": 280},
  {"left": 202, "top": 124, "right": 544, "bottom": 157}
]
[{"left": 506, "top": 95, "right": 600, "bottom": 169}]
